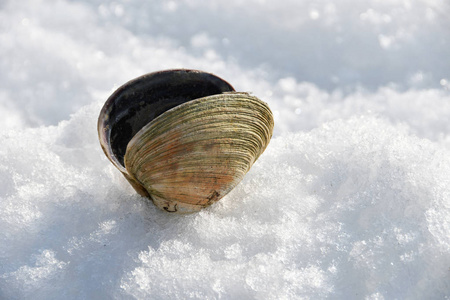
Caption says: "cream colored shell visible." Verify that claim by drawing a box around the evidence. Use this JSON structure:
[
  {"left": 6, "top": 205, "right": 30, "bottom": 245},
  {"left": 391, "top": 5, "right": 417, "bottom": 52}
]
[{"left": 124, "top": 92, "right": 273, "bottom": 213}]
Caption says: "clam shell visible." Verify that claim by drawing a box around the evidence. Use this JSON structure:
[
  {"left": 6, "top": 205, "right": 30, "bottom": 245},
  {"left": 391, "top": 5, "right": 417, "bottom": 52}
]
[
  {"left": 125, "top": 93, "right": 274, "bottom": 213},
  {"left": 98, "top": 69, "right": 274, "bottom": 213}
]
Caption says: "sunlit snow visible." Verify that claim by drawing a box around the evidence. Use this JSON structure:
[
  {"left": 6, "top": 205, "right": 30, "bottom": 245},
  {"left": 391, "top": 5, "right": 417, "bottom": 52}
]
[{"left": 1, "top": 0, "right": 449, "bottom": 299}]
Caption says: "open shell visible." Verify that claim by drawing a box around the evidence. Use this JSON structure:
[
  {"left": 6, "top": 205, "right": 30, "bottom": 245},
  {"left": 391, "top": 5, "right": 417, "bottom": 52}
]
[{"left": 98, "top": 69, "right": 274, "bottom": 213}]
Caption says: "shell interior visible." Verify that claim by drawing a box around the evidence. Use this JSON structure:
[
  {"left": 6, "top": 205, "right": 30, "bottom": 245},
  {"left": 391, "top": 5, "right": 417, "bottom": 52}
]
[{"left": 98, "top": 69, "right": 235, "bottom": 171}]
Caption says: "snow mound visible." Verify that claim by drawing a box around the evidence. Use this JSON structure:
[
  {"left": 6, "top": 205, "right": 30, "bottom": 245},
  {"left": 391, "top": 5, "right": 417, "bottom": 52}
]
[
  {"left": 1, "top": 0, "right": 449, "bottom": 298},
  {"left": 1, "top": 105, "right": 449, "bottom": 298}
]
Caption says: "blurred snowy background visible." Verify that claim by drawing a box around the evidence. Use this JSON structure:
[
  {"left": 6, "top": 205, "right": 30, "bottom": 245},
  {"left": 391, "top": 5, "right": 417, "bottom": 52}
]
[{"left": 0, "top": 0, "right": 449, "bottom": 299}]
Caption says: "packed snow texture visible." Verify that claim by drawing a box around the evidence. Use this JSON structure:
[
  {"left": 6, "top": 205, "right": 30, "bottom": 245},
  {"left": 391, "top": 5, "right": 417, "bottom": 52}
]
[{"left": 1, "top": 0, "right": 449, "bottom": 299}]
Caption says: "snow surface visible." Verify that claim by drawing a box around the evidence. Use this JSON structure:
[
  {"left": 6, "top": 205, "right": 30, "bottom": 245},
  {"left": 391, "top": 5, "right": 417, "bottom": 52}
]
[{"left": 1, "top": 0, "right": 450, "bottom": 299}]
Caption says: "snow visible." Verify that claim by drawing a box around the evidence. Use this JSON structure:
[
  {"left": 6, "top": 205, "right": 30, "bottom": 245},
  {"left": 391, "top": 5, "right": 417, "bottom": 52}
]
[{"left": 1, "top": 0, "right": 449, "bottom": 299}]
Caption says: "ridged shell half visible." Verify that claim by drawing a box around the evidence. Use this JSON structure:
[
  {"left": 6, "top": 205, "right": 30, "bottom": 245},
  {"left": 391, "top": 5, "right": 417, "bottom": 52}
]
[{"left": 125, "top": 92, "right": 274, "bottom": 213}]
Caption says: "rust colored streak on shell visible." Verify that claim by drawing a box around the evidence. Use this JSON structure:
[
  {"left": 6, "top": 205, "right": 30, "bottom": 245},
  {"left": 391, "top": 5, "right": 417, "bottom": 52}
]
[
  {"left": 163, "top": 203, "right": 178, "bottom": 212},
  {"left": 206, "top": 190, "right": 220, "bottom": 206}
]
